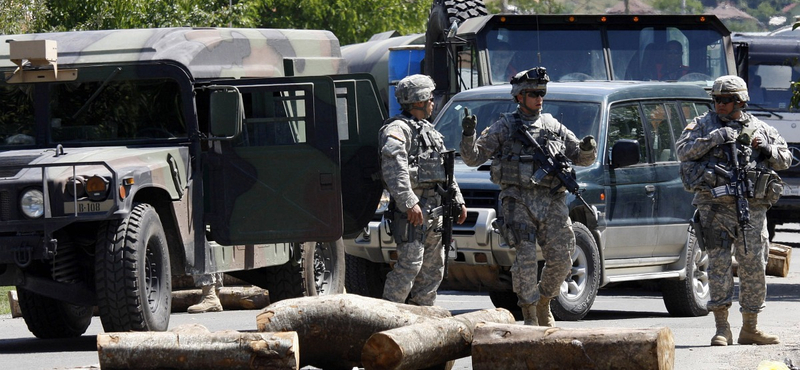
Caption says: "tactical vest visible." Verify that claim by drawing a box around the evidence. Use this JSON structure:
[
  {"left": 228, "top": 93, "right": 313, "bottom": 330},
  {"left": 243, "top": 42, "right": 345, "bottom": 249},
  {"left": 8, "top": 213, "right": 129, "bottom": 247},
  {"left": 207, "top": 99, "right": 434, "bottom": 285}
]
[
  {"left": 489, "top": 113, "right": 567, "bottom": 190},
  {"left": 381, "top": 115, "right": 447, "bottom": 189}
]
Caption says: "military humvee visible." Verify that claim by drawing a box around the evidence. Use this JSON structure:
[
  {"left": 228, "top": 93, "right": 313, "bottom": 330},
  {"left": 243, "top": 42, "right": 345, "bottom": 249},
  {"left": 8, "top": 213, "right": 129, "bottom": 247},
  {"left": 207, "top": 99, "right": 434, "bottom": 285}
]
[{"left": 0, "top": 28, "right": 384, "bottom": 338}]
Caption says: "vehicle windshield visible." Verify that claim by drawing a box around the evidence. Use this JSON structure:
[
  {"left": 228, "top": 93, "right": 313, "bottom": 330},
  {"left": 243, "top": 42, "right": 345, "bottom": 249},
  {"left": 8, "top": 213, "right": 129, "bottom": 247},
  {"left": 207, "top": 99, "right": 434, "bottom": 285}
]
[
  {"left": 434, "top": 98, "right": 601, "bottom": 157},
  {"left": 486, "top": 24, "right": 728, "bottom": 87},
  {"left": 0, "top": 76, "right": 187, "bottom": 148},
  {"left": 746, "top": 57, "right": 800, "bottom": 112}
]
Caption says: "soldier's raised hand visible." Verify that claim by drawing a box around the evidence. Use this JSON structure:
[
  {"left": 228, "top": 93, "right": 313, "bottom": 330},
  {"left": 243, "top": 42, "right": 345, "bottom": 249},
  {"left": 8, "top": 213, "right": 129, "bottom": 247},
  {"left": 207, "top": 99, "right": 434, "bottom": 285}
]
[
  {"left": 462, "top": 107, "right": 477, "bottom": 136},
  {"left": 710, "top": 127, "right": 736, "bottom": 145},
  {"left": 580, "top": 135, "right": 596, "bottom": 151}
]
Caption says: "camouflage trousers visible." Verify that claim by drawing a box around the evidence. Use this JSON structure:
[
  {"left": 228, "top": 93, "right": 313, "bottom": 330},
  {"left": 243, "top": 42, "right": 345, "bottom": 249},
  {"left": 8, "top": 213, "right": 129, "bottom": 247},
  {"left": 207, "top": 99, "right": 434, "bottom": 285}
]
[
  {"left": 698, "top": 202, "right": 768, "bottom": 313},
  {"left": 501, "top": 187, "right": 575, "bottom": 307},
  {"left": 383, "top": 208, "right": 445, "bottom": 306},
  {"left": 194, "top": 272, "right": 223, "bottom": 288}
]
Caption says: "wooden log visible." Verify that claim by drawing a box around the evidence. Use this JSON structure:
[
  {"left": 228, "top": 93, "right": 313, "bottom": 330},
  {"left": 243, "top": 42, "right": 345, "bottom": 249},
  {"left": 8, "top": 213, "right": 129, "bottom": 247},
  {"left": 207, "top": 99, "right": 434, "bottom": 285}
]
[
  {"left": 362, "top": 308, "right": 515, "bottom": 370},
  {"left": 471, "top": 323, "right": 674, "bottom": 370},
  {"left": 97, "top": 324, "right": 298, "bottom": 370},
  {"left": 171, "top": 286, "right": 270, "bottom": 312},
  {"left": 256, "top": 294, "right": 452, "bottom": 370},
  {"left": 8, "top": 289, "right": 21, "bottom": 318},
  {"left": 767, "top": 244, "right": 792, "bottom": 277}
]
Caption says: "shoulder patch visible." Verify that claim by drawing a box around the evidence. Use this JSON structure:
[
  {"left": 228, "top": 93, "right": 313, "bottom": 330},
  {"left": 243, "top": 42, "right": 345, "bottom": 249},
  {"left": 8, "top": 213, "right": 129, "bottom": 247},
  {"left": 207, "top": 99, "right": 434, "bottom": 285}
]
[{"left": 685, "top": 122, "right": 696, "bottom": 130}]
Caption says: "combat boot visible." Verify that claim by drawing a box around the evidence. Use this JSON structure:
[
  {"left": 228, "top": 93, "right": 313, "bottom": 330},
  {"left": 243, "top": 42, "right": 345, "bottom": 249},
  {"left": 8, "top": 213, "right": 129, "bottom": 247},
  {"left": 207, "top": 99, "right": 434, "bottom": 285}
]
[
  {"left": 710, "top": 308, "right": 732, "bottom": 346},
  {"left": 536, "top": 297, "right": 555, "bottom": 327},
  {"left": 738, "top": 312, "right": 780, "bottom": 345},
  {"left": 187, "top": 285, "right": 223, "bottom": 314},
  {"left": 521, "top": 304, "right": 538, "bottom": 326}
]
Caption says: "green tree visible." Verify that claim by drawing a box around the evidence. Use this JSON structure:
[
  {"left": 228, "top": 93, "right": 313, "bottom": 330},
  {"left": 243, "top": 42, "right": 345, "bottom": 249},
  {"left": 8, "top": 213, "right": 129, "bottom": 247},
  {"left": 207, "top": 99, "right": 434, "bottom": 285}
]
[
  {"left": 487, "top": 0, "right": 570, "bottom": 14},
  {"left": 244, "top": 0, "right": 429, "bottom": 45}
]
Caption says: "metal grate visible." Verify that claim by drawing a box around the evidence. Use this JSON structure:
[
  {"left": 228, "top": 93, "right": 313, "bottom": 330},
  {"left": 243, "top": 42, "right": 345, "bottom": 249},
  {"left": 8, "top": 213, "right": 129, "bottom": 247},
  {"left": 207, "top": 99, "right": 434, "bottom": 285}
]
[
  {"left": 0, "top": 190, "right": 10, "bottom": 221},
  {"left": 462, "top": 189, "right": 498, "bottom": 209}
]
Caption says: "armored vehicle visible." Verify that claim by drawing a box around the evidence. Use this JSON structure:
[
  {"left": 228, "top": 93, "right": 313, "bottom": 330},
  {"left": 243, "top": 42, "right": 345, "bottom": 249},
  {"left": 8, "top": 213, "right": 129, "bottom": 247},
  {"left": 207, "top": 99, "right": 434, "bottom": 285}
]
[
  {"left": 344, "top": 1, "right": 736, "bottom": 114},
  {"left": 345, "top": 81, "right": 713, "bottom": 320},
  {"left": 0, "top": 28, "right": 384, "bottom": 338},
  {"left": 732, "top": 32, "right": 800, "bottom": 239}
]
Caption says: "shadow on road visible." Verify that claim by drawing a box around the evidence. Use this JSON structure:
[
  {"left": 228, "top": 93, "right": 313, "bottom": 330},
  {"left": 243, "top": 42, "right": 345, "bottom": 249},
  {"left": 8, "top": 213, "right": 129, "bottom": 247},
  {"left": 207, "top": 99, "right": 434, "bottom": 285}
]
[{"left": 0, "top": 335, "right": 97, "bottom": 354}]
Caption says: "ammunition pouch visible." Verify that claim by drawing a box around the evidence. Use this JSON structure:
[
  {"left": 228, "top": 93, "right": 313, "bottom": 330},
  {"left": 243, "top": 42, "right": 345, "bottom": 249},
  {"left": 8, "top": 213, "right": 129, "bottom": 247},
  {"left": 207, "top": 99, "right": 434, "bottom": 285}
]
[
  {"left": 749, "top": 169, "right": 783, "bottom": 205},
  {"left": 409, "top": 151, "right": 447, "bottom": 189}
]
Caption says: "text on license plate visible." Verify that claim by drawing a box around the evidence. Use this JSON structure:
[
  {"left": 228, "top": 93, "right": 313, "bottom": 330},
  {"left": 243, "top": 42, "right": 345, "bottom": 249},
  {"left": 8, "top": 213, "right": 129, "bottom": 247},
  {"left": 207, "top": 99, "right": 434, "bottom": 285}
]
[
  {"left": 783, "top": 184, "right": 800, "bottom": 197},
  {"left": 64, "top": 200, "right": 114, "bottom": 214}
]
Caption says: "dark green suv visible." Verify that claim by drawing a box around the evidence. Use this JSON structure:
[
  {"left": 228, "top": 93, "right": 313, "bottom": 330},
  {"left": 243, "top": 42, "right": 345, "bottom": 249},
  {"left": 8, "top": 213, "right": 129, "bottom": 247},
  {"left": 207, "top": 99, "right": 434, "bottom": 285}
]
[{"left": 345, "top": 80, "right": 713, "bottom": 320}]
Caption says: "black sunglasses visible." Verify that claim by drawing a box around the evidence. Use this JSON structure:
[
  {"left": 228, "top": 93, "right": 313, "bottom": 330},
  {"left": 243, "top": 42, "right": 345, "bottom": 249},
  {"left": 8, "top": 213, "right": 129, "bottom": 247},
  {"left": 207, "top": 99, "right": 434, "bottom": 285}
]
[
  {"left": 713, "top": 96, "right": 737, "bottom": 104},
  {"left": 522, "top": 90, "right": 546, "bottom": 98}
]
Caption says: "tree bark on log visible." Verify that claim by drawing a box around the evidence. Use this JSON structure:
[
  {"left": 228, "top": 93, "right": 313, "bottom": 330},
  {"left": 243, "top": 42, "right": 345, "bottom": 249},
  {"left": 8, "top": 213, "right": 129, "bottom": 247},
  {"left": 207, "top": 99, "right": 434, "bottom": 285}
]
[
  {"left": 256, "top": 294, "right": 452, "bottom": 370},
  {"left": 471, "top": 323, "right": 675, "bottom": 370},
  {"left": 97, "top": 324, "right": 298, "bottom": 370},
  {"left": 171, "top": 286, "right": 270, "bottom": 312},
  {"left": 362, "top": 308, "right": 515, "bottom": 370}
]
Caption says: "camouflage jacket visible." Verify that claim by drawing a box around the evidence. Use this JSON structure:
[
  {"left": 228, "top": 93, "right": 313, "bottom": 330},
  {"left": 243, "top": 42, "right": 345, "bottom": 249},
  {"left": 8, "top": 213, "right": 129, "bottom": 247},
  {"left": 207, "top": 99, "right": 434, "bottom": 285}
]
[
  {"left": 379, "top": 113, "right": 465, "bottom": 212},
  {"left": 676, "top": 111, "right": 790, "bottom": 205}
]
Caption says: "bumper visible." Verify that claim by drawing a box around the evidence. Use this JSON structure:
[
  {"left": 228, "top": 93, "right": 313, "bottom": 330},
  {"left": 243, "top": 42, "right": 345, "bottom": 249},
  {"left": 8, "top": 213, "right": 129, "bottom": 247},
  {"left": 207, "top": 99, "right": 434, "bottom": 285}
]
[{"left": 343, "top": 207, "right": 519, "bottom": 267}]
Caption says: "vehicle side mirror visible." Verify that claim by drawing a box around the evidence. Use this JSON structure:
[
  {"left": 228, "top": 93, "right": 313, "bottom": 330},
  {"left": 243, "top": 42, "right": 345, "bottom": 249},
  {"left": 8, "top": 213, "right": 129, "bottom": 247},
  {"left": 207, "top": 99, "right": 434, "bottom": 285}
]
[
  {"left": 208, "top": 88, "right": 243, "bottom": 140},
  {"left": 611, "top": 139, "right": 640, "bottom": 168}
]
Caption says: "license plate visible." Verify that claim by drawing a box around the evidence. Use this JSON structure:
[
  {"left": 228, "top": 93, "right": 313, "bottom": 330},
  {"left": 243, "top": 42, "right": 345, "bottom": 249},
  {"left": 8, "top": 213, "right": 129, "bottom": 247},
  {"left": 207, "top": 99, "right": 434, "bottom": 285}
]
[{"left": 64, "top": 199, "right": 114, "bottom": 214}]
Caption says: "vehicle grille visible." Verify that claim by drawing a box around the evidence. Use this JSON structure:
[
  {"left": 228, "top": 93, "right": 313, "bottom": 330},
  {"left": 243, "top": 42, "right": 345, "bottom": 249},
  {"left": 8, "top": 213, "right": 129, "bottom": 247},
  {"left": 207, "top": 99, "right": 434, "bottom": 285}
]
[
  {"left": 781, "top": 143, "right": 800, "bottom": 177},
  {"left": 462, "top": 189, "right": 498, "bottom": 210},
  {"left": 0, "top": 191, "right": 10, "bottom": 221}
]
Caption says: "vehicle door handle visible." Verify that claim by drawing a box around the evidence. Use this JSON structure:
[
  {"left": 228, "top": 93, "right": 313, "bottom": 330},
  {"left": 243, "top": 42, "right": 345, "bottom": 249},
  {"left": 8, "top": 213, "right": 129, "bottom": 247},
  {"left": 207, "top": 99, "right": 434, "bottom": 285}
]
[{"left": 645, "top": 184, "right": 655, "bottom": 193}]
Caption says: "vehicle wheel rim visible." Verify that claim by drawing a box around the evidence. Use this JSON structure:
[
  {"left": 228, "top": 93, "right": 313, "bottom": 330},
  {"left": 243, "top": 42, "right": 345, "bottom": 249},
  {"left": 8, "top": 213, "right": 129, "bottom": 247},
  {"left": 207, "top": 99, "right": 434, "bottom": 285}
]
[
  {"left": 144, "top": 241, "right": 162, "bottom": 313},
  {"left": 692, "top": 247, "right": 710, "bottom": 300},
  {"left": 561, "top": 245, "right": 588, "bottom": 300},
  {"left": 313, "top": 242, "right": 333, "bottom": 294}
]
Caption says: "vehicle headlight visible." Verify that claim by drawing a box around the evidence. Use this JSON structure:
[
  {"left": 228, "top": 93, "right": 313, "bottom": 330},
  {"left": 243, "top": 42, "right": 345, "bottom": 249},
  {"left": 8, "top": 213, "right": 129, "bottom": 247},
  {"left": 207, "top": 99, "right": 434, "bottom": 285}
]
[
  {"left": 85, "top": 175, "right": 109, "bottom": 201},
  {"left": 376, "top": 189, "right": 391, "bottom": 214},
  {"left": 20, "top": 189, "right": 44, "bottom": 218}
]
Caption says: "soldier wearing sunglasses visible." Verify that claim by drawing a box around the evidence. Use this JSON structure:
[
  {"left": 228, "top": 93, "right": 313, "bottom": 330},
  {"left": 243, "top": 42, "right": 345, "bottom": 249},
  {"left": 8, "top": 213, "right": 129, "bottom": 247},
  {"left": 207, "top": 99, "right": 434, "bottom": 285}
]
[
  {"left": 459, "top": 67, "right": 597, "bottom": 326},
  {"left": 677, "top": 75, "right": 790, "bottom": 346}
]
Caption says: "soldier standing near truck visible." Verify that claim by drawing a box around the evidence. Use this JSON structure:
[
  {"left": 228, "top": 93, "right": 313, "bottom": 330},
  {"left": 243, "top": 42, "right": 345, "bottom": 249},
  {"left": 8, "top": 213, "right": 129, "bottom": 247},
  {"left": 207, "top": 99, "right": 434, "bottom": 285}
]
[
  {"left": 459, "top": 67, "right": 597, "bottom": 325},
  {"left": 379, "top": 74, "right": 467, "bottom": 306},
  {"left": 677, "top": 75, "right": 790, "bottom": 346}
]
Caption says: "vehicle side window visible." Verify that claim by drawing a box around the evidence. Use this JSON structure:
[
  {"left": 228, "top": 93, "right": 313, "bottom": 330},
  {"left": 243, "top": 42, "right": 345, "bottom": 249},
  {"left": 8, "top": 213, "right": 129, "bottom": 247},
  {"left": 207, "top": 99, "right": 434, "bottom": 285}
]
[
  {"left": 643, "top": 103, "right": 678, "bottom": 162},
  {"left": 679, "top": 101, "right": 711, "bottom": 127},
  {"left": 239, "top": 89, "right": 308, "bottom": 146},
  {"left": 608, "top": 104, "right": 647, "bottom": 165}
]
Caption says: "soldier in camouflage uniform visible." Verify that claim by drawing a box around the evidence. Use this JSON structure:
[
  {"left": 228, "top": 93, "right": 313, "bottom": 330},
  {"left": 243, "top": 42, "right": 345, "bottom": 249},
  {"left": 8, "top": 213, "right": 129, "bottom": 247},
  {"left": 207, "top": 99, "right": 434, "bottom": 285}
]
[
  {"left": 459, "top": 67, "right": 597, "bottom": 326},
  {"left": 676, "top": 75, "right": 790, "bottom": 346},
  {"left": 379, "top": 74, "right": 468, "bottom": 306}
]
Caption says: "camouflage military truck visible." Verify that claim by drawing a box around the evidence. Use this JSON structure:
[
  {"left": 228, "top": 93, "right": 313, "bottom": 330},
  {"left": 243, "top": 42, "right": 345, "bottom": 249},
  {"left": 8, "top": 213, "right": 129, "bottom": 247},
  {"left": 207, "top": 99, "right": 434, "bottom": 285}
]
[
  {"left": 0, "top": 28, "right": 384, "bottom": 339},
  {"left": 344, "top": 1, "right": 736, "bottom": 114}
]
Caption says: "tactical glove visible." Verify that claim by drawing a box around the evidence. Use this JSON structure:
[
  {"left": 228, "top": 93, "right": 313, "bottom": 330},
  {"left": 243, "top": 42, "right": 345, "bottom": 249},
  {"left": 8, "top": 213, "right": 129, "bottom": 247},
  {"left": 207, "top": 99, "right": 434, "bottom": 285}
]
[
  {"left": 579, "top": 135, "right": 596, "bottom": 151},
  {"left": 710, "top": 127, "right": 736, "bottom": 145},
  {"left": 462, "top": 107, "right": 477, "bottom": 136},
  {"left": 756, "top": 140, "right": 773, "bottom": 158}
]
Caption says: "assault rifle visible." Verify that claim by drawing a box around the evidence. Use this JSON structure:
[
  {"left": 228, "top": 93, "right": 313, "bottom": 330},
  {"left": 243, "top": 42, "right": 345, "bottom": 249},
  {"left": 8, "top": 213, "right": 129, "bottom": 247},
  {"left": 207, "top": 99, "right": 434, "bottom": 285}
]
[
  {"left": 711, "top": 142, "right": 753, "bottom": 251},
  {"left": 515, "top": 124, "right": 592, "bottom": 210},
  {"left": 434, "top": 150, "right": 459, "bottom": 279}
]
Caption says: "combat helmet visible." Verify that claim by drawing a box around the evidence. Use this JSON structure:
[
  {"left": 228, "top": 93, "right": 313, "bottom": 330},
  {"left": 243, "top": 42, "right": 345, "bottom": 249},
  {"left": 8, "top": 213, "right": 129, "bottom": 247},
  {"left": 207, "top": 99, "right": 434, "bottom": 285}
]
[
  {"left": 711, "top": 75, "right": 749, "bottom": 103},
  {"left": 510, "top": 67, "right": 550, "bottom": 98},
  {"left": 395, "top": 74, "right": 435, "bottom": 104}
]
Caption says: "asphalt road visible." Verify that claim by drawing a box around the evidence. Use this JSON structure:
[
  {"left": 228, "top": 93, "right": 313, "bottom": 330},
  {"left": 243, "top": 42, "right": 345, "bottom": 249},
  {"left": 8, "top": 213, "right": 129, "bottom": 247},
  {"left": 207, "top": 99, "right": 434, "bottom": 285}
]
[{"left": 2, "top": 224, "right": 800, "bottom": 370}]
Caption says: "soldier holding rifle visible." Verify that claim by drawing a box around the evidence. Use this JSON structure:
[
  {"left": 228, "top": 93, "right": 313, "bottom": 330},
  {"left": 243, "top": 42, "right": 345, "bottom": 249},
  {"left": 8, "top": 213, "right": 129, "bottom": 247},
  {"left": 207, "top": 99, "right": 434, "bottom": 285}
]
[
  {"left": 677, "top": 75, "right": 790, "bottom": 346},
  {"left": 459, "top": 67, "right": 597, "bottom": 326},
  {"left": 379, "top": 74, "right": 467, "bottom": 306}
]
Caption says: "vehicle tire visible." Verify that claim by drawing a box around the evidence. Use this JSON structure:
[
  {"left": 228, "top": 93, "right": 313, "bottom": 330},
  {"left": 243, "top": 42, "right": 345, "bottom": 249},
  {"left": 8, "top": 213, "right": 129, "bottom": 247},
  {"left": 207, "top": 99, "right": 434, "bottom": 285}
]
[
  {"left": 661, "top": 231, "right": 710, "bottom": 317},
  {"left": 488, "top": 290, "right": 522, "bottom": 320},
  {"left": 95, "top": 203, "right": 171, "bottom": 332},
  {"left": 303, "top": 239, "right": 346, "bottom": 296},
  {"left": 265, "top": 239, "right": 345, "bottom": 302},
  {"left": 552, "top": 222, "right": 600, "bottom": 321},
  {"left": 344, "top": 254, "right": 387, "bottom": 298},
  {"left": 444, "top": 0, "right": 488, "bottom": 26},
  {"left": 16, "top": 288, "right": 92, "bottom": 339}
]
